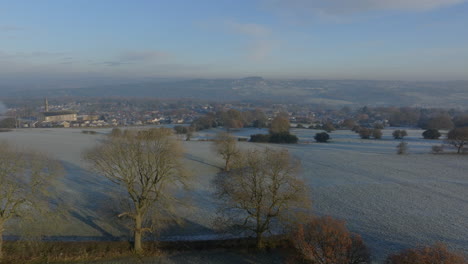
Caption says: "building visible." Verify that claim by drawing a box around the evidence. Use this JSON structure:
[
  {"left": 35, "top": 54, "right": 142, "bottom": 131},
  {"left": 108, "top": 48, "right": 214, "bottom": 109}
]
[
  {"left": 40, "top": 98, "right": 77, "bottom": 122},
  {"left": 41, "top": 110, "right": 77, "bottom": 122}
]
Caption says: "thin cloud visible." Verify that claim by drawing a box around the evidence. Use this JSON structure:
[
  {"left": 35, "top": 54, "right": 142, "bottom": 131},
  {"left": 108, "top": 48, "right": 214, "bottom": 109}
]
[
  {"left": 226, "top": 21, "right": 275, "bottom": 61},
  {"left": 227, "top": 21, "right": 271, "bottom": 37},
  {"left": 119, "top": 50, "right": 171, "bottom": 62},
  {"left": 264, "top": 0, "right": 467, "bottom": 20},
  {"left": 96, "top": 50, "right": 172, "bottom": 67},
  {"left": 0, "top": 25, "right": 24, "bottom": 31}
]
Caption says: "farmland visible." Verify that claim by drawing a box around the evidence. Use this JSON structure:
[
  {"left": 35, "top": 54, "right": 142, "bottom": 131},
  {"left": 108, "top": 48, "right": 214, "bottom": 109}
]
[{"left": 1, "top": 127, "right": 467, "bottom": 261}]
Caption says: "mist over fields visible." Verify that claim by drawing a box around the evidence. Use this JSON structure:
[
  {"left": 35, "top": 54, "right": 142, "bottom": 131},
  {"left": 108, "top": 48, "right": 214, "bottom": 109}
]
[
  {"left": 1, "top": 127, "right": 467, "bottom": 261},
  {"left": 2, "top": 77, "right": 468, "bottom": 108}
]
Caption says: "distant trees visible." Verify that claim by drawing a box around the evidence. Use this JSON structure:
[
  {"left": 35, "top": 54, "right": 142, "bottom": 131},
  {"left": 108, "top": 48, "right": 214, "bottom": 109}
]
[
  {"left": 392, "top": 130, "right": 408, "bottom": 140},
  {"left": 388, "top": 107, "right": 420, "bottom": 127},
  {"left": 0, "top": 143, "right": 63, "bottom": 260},
  {"left": 251, "top": 109, "right": 268, "bottom": 128},
  {"left": 191, "top": 108, "right": 269, "bottom": 131},
  {"left": 0, "top": 117, "right": 16, "bottom": 128},
  {"left": 250, "top": 114, "right": 298, "bottom": 144},
  {"left": 290, "top": 216, "right": 370, "bottom": 264},
  {"left": 314, "top": 132, "right": 330, "bottom": 143},
  {"left": 446, "top": 127, "right": 468, "bottom": 154},
  {"left": 84, "top": 128, "right": 189, "bottom": 253},
  {"left": 422, "top": 129, "right": 441, "bottom": 139},
  {"left": 342, "top": 119, "right": 357, "bottom": 130},
  {"left": 174, "top": 125, "right": 194, "bottom": 141},
  {"left": 213, "top": 132, "right": 239, "bottom": 171},
  {"left": 222, "top": 109, "right": 244, "bottom": 130},
  {"left": 425, "top": 114, "right": 454, "bottom": 130},
  {"left": 192, "top": 113, "right": 216, "bottom": 131},
  {"left": 453, "top": 114, "right": 468, "bottom": 128},
  {"left": 322, "top": 122, "right": 336, "bottom": 133},
  {"left": 213, "top": 148, "right": 311, "bottom": 249},
  {"left": 269, "top": 114, "right": 290, "bottom": 134},
  {"left": 385, "top": 243, "right": 467, "bottom": 264},
  {"left": 358, "top": 128, "right": 372, "bottom": 139},
  {"left": 372, "top": 129, "right": 383, "bottom": 139}
]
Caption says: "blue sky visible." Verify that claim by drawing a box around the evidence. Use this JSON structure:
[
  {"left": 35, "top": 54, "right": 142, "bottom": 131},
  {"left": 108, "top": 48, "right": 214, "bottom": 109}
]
[{"left": 0, "top": 0, "right": 467, "bottom": 87}]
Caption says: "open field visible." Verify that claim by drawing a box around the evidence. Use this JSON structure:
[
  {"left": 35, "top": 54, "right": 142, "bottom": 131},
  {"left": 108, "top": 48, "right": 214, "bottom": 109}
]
[{"left": 1, "top": 127, "right": 467, "bottom": 262}]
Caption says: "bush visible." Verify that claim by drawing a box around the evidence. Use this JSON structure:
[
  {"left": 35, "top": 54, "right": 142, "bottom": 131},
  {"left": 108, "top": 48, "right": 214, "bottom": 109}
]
[
  {"left": 249, "top": 134, "right": 271, "bottom": 143},
  {"left": 396, "top": 142, "right": 408, "bottom": 155},
  {"left": 359, "top": 128, "right": 372, "bottom": 139},
  {"left": 0, "top": 118, "right": 16, "bottom": 128},
  {"left": 314, "top": 132, "right": 330, "bottom": 143},
  {"left": 373, "top": 129, "right": 383, "bottom": 139},
  {"left": 385, "top": 243, "right": 467, "bottom": 264},
  {"left": 269, "top": 132, "right": 298, "bottom": 144},
  {"left": 432, "top": 145, "right": 444, "bottom": 154},
  {"left": 422, "top": 129, "right": 441, "bottom": 139},
  {"left": 393, "top": 130, "right": 408, "bottom": 139},
  {"left": 249, "top": 132, "right": 298, "bottom": 144},
  {"left": 174, "top": 125, "right": 189, "bottom": 134},
  {"left": 290, "top": 216, "right": 370, "bottom": 264}
]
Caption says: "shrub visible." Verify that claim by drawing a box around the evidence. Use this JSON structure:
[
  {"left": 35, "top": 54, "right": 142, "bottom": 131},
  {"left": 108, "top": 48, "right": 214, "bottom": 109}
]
[
  {"left": 249, "top": 133, "right": 298, "bottom": 144},
  {"left": 422, "top": 129, "right": 441, "bottom": 139},
  {"left": 249, "top": 134, "right": 271, "bottom": 143},
  {"left": 432, "top": 145, "right": 444, "bottom": 154},
  {"left": 359, "top": 128, "right": 372, "bottom": 139},
  {"left": 396, "top": 142, "right": 408, "bottom": 155},
  {"left": 290, "top": 216, "right": 370, "bottom": 264},
  {"left": 314, "top": 132, "right": 330, "bottom": 143},
  {"left": 174, "top": 125, "right": 189, "bottom": 134},
  {"left": 385, "top": 243, "right": 467, "bottom": 264},
  {"left": 393, "top": 130, "right": 408, "bottom": 139},
  {"left": 269, "top": 132, "right": 298, "bottom": 144},
  {"left": 372, "top": 129, "right": 383, "bottom": 139}
]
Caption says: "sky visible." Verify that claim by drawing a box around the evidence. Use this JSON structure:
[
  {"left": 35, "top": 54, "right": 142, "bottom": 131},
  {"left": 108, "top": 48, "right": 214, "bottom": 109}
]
[{"left": 0, "top": 0, "right": 467, "bottom": 88}]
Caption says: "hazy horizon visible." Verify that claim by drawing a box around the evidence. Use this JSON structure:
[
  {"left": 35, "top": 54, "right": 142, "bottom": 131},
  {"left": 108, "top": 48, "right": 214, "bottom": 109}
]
[{"left": 1, "top": 0, "right": 468, "bottom": 89}]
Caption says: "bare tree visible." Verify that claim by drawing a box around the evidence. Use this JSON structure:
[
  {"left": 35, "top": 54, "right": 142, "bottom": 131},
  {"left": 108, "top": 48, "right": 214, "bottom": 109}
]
[
  {"left": 0, "top": 142, "right": 62, "bottom": 260},
  {"left": 213, "top": 148, "right": 311, "bottom": 249},
  {"left": 84, "top": 128, "right": 189, "bottom": 253},
  {"left": 213, "top": 132, "right": 239, "bottom": 171},
  {"left": 446, "top": 127, "right": 468, "bottom": 154},
  {"left": 291, "top": 216, "right": 370, "bottom": 264}
]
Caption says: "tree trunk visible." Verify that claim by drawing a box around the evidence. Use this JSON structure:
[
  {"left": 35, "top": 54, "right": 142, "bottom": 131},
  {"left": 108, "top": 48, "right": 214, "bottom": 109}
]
[
  {"left": 225, "top": 157, "right": 230, "bottom": 171},
  {"left": 256, "top": 231, "right": 263, "bottom": 249},
  {"left": 0, "top": 222, "right": 4, "bottom": 260},
  {"left": 134, "top": 214, "right": 143, "bottom": 253}
]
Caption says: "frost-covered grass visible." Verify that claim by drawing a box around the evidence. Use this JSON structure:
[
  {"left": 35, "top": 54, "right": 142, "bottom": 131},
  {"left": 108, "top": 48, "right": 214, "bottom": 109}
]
[{"left": 0, "top": 127, "right": 466, "bottom": 261}]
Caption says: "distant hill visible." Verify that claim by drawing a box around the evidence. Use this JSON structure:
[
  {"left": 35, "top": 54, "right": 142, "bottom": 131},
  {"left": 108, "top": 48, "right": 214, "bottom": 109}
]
[{"left": 3, "top": 78, "right": 468, "bottom": 108}]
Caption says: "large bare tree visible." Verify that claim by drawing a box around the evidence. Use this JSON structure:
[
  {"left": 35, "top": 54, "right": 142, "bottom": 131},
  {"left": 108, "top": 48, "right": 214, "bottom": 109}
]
[
  {"left": 213, "top": 148, "right": 311, "bottom": 248},
  {"left": 84, "top": 128, "right": 189, "bottom": 252},
  {"left": 0, "top": 142, "right": 62, "bottom": 260},
  {"left": 213, "top": 132, "right": 239, "bottom": 171},
  {"left": 446, "top": 127, "right": 468, "bottom": 154}
]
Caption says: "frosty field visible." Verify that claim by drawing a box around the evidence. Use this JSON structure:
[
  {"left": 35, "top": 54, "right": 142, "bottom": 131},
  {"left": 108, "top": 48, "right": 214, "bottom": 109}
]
[{"left": 1, "top": 127, "right": 467, "bottom": 261}]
